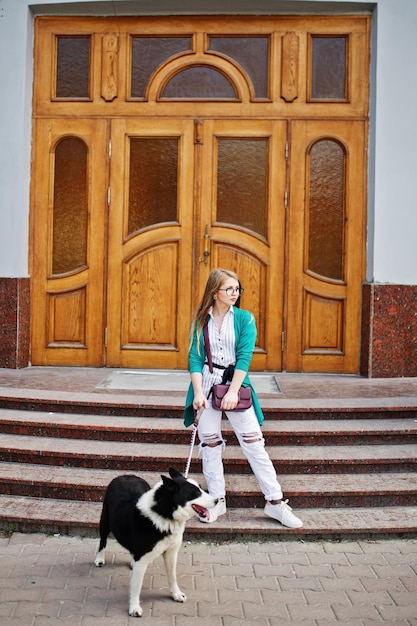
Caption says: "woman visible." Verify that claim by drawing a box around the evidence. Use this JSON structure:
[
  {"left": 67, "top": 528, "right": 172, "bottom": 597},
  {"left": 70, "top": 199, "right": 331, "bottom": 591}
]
[{"left": 184, "top": 268, "right": 302, "bottom": 528}]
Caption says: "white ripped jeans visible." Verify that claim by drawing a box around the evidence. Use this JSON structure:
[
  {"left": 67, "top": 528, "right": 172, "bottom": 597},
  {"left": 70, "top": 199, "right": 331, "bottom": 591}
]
[{"left": 197, "top": 403, "right": 283, "bottom": 502}]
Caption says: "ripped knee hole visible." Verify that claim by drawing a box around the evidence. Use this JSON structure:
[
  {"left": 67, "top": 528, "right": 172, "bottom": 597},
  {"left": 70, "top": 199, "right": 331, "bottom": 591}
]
[
  {"left": 241, "top": 432, "right": 262, "bottom": 444},
  {"left": 201, "top": 434, "right": 223, "bottom": 448}
]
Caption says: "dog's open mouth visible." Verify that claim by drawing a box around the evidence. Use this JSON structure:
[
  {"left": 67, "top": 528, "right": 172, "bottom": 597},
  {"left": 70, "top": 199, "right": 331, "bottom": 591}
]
[{"left": 192, "top": 504, "right": 209, "bottom": 519}]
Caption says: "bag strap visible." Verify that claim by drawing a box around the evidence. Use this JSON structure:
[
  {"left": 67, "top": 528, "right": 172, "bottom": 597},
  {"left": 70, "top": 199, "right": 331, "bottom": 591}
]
[
  {"left": 203, "top": 323, "right": 234, "bottom": 384},
  {"left": 203, "top": 322, "right": 216, "bottom": 400},
  {"left": 203, "top": 322, "right": 213, "bottom": 374}
]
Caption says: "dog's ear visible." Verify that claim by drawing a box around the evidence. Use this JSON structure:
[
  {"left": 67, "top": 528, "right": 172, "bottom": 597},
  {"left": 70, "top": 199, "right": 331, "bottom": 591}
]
[
  {"left": 168, "top": 467, "right": 183, "bottom": 479},
  {"left": 161, "top": 475, "right": 179, "bottom": 492}
]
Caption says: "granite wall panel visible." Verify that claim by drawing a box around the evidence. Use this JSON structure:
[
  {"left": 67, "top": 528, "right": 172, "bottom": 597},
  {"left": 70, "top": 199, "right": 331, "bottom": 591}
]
[
  {"left": 361, "top": 283, "right": 417, "bottom": 378},
  {"left": 0, "top": 278, "right": 30, "bottom": 368}
]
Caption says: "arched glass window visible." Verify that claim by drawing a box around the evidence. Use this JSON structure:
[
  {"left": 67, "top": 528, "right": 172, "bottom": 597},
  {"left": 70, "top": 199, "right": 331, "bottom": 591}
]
[
  {"left": 307, "top": 139, "right": 346, "bottom": 280},
  {"left": 161, "top": 66, "right": 238, "bottom": 100},
  {"left": 52, "top": 137, "right": 88, "bottom": 274}
]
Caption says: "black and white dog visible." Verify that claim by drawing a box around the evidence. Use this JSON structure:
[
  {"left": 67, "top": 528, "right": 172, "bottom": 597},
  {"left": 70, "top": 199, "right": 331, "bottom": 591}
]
[{"left": 94, "top": 468, "right": 216, "bottom": 617}]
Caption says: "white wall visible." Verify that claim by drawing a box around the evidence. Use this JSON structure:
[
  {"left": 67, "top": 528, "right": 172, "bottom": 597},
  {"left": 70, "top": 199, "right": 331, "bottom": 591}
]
[
  {"left": 1, "top": 0, "right": 417, "bottom": 284},
  {"left": 0, "top": 0, "right": 33, "bottom": 277},
  {"left": 371, "top": 0, "right": 417, "bottom": 283}
]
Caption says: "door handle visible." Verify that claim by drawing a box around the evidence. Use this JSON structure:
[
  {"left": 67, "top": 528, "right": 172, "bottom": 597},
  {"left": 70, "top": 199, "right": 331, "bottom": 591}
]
[{"left": 199, "top": 225, "right": 210, "bottom": 265}]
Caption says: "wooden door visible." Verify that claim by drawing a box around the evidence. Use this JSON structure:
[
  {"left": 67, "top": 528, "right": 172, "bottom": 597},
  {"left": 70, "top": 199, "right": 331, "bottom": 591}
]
[
  {"left": 106, "top": 118, "right": 287, "bottom": 370},
  {"left": 106, "top": 119, "right": 195, "bottom": 368},
  {"left": 286, "top": 120, "right": 367, "bottom": 373},
  {"left": 30, "top": 119, "right": 108, "bottom": 366},
  {"left": 196, "top": 119, "right": 287, "bottom": 370}
]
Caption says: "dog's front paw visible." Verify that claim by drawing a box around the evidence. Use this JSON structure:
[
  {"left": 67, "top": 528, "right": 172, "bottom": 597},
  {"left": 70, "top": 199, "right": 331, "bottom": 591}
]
[
  {"left": 94, "top": 553, "right": 105, "bottom": 567},
  {"left": 129, "top": 603, "right": 143, "bottom": 618},
  {"left": 172, "top": 589, "right": 187, "bottom": 603}
]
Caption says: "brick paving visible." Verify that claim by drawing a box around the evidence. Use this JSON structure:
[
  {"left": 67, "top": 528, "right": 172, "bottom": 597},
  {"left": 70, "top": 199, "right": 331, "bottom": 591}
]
[{"left": 0, "top": 532, "right": 416, "bottom": 624}]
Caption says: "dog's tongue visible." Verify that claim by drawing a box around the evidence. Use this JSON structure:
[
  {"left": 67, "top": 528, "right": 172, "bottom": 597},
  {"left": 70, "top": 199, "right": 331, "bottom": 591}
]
[{"left": 192, "top": 504, "right": 209, "bottom": 518}]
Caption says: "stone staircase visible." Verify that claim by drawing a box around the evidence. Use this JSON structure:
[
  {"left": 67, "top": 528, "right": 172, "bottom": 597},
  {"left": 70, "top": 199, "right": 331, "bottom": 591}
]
[{"left": 0, "top": 391, "right": 416, "bottom": 540}]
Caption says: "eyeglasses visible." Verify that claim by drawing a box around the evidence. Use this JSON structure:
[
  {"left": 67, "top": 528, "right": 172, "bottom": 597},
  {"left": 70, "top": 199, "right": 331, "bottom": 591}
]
[{"left": 218, "top": 287, "right": 244, "bottom": 296}]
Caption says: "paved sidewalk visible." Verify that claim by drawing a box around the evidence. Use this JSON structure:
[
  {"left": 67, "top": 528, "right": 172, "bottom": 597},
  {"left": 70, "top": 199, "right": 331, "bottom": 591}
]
[{"left": 0, "top": 533, "right": 416, "bottom": 625}]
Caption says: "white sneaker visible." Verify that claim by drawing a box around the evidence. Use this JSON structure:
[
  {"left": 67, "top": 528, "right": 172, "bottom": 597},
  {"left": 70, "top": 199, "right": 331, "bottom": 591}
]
[
  {"left": 264, "top": 500, "right": 303, "bottom": 529},
  {"left": 199, "top": 498, "right": 226, "bottom": 523}
]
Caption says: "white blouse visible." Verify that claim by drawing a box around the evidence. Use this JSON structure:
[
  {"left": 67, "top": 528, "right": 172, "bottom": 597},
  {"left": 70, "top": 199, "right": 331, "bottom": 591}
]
[{"left": 202, "top": 306, "right": 236, "bottom": 398}]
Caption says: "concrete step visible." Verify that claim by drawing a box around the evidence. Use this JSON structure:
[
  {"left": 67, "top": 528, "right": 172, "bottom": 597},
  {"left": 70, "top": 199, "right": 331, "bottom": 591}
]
[
  {"left": 1, "top": 433, "right": 416, "bottom": 474},
  {"left": 0, "top": 375, "right": 416, "bottom": 539},
  {"left": 0, "top": 462, "right": 415, "bottom": 509},
  {"left": 1, "top": 409, "right": 416, "bottom": 445},
  {"left": 1, "top": 387, "right": 416, "bottom": 421},
  {"left": 0, "top": 493, "right": 415, "bottom": 540}
]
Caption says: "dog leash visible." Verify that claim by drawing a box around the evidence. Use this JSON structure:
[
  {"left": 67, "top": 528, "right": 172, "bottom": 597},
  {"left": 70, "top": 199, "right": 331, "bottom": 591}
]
[
  {"left": 184, "top": 425, "right": 197, "bottom": 479},
  {"left": 183, "top": 407, "right": 203, "bottom": 478}
]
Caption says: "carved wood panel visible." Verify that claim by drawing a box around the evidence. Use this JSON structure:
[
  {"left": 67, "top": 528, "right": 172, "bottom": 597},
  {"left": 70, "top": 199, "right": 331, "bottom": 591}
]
[{"left": 281, "top": 31, "right": 299, "bottom": 102}]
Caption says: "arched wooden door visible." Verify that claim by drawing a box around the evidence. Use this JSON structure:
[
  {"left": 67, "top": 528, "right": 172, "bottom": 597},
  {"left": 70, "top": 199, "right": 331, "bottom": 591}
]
[
  {"left": 30, "top": 118, "right": 108, "bottom": 366},
  {"left": 286, "top": 120, "right": 367, "bottom": 373},
  {"left": 106, "top": 118, "right": 287, "bottom": 370},
  {"left": 30, "top": 15, "right": 370, "bottom": 372}
]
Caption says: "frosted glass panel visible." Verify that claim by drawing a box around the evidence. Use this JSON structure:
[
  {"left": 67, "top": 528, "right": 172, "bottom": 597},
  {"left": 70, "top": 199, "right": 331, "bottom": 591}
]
[
  {"left": 217, "top": 138, "right": 268, "bottom": 238},
  {"left": 162, "top": 66, "right": 237, "bottom": 99},
  {"left": 131, "top": 36, "right": 192, "bottom": 98},
  {"left": 308, "top": 139, "right": 345, "bottom": 280},
  {"left": 208, "top": 36, "right": 269, "bottom": 99},
  {"left": 128, "top": 137, "right": 178, "bottom": 235},
  {"left": 52, "top": 138, "right": 88, "bottom": 274},
  {"left": 56, "top": 36, "right": 90, "bottom": 99},
  {"left": 311, "top": 36, "right": 347, "bottom": 100}
]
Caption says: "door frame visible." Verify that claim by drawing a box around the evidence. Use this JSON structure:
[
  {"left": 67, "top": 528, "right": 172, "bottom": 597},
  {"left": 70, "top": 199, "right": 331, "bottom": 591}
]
[{"left": 30, "top": 14, "right": 370, "bottom": 372}]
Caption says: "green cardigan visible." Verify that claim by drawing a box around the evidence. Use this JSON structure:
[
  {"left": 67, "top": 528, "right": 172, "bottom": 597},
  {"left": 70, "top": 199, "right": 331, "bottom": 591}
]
[{"left": 183, "top": 307, "right": 264, "bottom": 427}]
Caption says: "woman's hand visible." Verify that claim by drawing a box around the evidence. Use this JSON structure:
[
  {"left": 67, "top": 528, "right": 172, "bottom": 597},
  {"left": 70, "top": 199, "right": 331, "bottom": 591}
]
[
  {"left": 221, "top": 368, "right": 247, "bottom": 410},
  {"left": 193, "top": 394, "right": 208, "bottom": 425},
  {"left": 191, "top": 372, "right": 207, "bottom": 424},
  {"left": 193, "top": 405, "right": 205, "bottom": 425},
  {"left": 221, "top": 388, "right": 239, "bottom": 411},
  {"left": 192, "top": 392, "right": 208, "bottom": 414}
]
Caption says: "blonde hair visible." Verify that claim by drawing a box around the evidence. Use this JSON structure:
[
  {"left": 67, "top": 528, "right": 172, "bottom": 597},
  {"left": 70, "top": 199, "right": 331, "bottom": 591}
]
[{"left": 189, "top": 268, "right": 239, "bottom": 350}]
